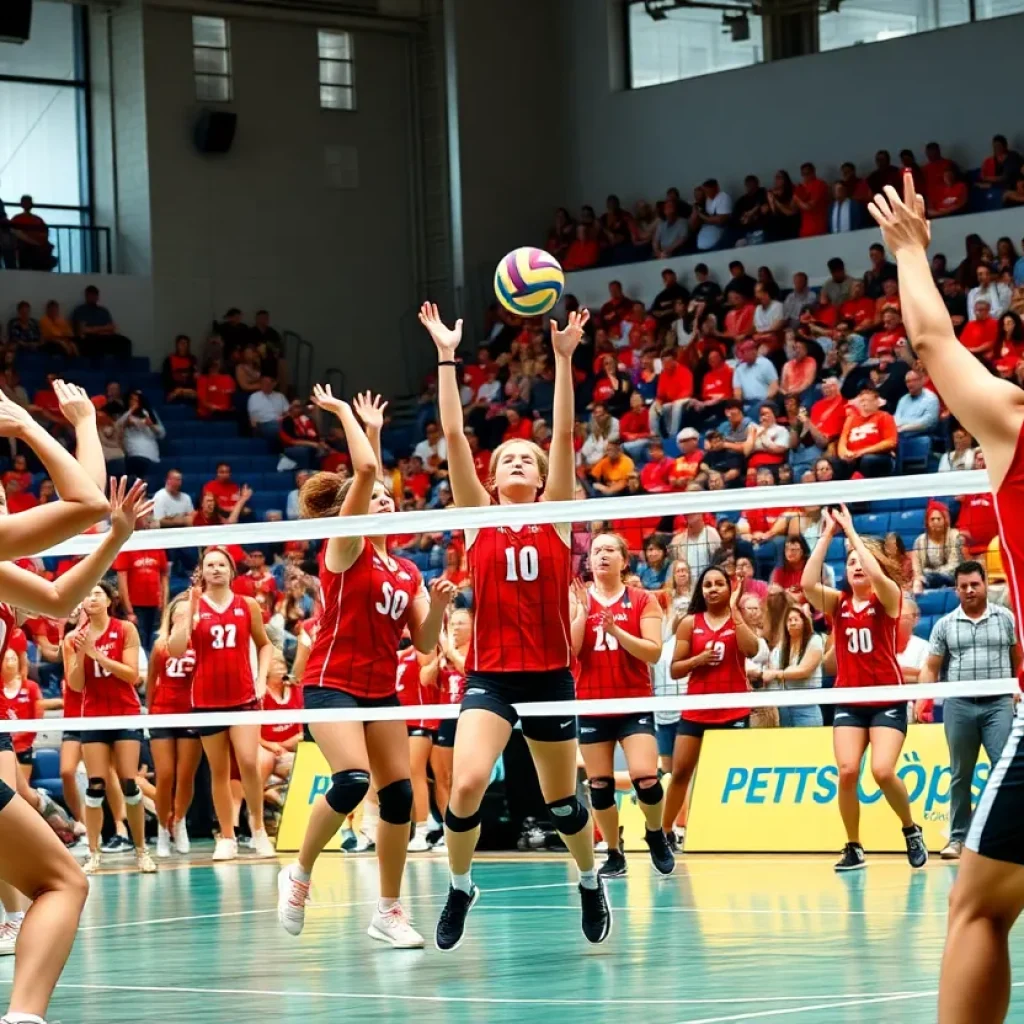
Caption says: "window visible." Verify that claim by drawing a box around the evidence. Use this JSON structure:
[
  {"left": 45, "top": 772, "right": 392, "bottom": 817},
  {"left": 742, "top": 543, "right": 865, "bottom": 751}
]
[
  {"left": 628, "top": 2, "right": 763, "bottom": 89},
  {"left": 819, "top": 0, "right": 968, "bottom": 52},
  {"left": 192, "top": 15, "right": 232, "bottom": 103},
  {"left": 975, "top": 0, "right": 1024, "bottom": 18},
  {"left": 318, "top": 29, "right": 355, "bottom": 110}
]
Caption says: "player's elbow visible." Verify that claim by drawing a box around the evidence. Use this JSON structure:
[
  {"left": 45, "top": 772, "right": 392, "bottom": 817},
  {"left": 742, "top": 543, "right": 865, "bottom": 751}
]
[{"left": 353, "top": 459, "right": 377, "bottom": 480}]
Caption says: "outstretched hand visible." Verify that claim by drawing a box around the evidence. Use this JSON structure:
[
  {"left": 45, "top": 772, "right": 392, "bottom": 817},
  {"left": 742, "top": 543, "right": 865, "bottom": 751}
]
[
  {"left": 868, "top": 169, "right": 931, "bottom": 255},
  {"left": 831, "top": 503, "right": 855, "bottom": 537},
  {"left": 419, "top": 303, "right": 462, "bottom": 359},
  {"left": 550, "top": 308, "right": 590, "bottom": 359},
  {"left": 352, "top": 391, "right": 388, "bottom": 431},
  {"left": 0, "top": 390, "right": 37, "bottom": 439},
  {"left": 108, "top": 477, "right": 153, "bottom": 540},
  {"left": 311, "top": 383, "right": 351, "bottom": 420},
  {"left": 55, "top": 381, "right": 96, "bottom": 428}
]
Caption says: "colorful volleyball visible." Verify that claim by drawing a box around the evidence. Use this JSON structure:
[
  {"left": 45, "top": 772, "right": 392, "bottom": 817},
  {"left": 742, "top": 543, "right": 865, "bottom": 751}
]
[{"left": 493, "top": 247, "right": 565, "bottom": 317}]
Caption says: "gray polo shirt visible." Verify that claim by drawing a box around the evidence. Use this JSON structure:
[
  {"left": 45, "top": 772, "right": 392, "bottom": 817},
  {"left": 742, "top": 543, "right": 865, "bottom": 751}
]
[{"left": 928, "top": 603, "right": 1018, "bottom": 682}]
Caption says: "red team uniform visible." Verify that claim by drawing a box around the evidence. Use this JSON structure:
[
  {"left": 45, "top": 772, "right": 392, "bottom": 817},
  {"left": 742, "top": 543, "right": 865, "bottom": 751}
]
[
  {"left": 0, "top": 603, "right": 19, "bottom": 757},
  {"left": 830, "top": 592, "right": 906, "bottom": 732},
  {"left": 576, "top": 586, "right": 657, "bottom": 745},
  {"left": 462, "top": 523, "right": 576, "bottom": 742},
  {"left": 0, "top": 676, "right": 42, "bottom": 760},
  {"left": 149, "top": 644, "right": 197, "bottom": 739},
  {"left": 680, "top": 612, "right": 750, "bottom": 734},
  {"left": 397, "top": 647, "right": 439, "bottom": 735},
  {"left": 191, "top": 594, "right": 257, "bottom": 711},
  {"left": 80, "top": 619, "right": 143, "bottom": 743},
  {"left": 302, "top": 543, "right": 422, "bottom": 702},
  {"left": 261, "top": 684, "right": 304, "bottom": 745}
]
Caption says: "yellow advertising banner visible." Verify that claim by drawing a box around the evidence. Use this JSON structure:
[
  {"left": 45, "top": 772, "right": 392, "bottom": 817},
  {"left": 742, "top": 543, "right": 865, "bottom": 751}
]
[
  {"left": 684, "top": 723, "right": 981, "bottom": 853},
  {"left": 277, "top": 742, "right": 364, "bottom": 852}
]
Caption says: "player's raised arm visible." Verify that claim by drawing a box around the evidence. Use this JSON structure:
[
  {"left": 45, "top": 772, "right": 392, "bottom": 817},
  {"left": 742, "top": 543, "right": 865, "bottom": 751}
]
[{"left": 869, "top": 171, "right": 1024, "bottom": 486}]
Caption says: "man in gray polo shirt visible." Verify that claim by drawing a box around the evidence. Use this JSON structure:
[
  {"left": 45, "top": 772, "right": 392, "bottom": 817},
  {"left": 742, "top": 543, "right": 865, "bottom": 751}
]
[{"left": 921, "top": 560, "right": 1020, "bottom": 860}]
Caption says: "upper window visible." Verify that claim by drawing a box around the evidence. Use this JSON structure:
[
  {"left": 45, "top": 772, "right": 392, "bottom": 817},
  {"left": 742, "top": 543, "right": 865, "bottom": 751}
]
[
  {"left": 192, "top": 16, "right": 232, "bottom": 103},
  {"left": 628, "top": 2, "right": 763, "bottom": 88},
  {"left": 819, "top": 0, "right": 969, "bottom": 52},
  {"left": 318, "top": 30, "right": 355, "bottom": 110}
]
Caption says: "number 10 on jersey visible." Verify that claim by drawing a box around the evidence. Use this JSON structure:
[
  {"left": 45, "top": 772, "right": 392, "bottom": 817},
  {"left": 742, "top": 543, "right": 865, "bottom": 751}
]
[{"left": 505, "top": 545, "right": 539, "bottom": 582}]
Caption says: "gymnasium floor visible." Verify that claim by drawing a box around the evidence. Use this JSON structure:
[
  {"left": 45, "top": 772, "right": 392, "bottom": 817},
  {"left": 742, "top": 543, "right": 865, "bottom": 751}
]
[{"left": 5, "top": 849, "right": 1023, "bottom": 1023}]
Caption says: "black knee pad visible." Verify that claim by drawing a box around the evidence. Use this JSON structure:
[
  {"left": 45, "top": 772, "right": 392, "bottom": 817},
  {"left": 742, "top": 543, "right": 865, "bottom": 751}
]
[
  {"left": 377, "top": 778, "right": 413, "bottom": 825},
  {"left": 588, "top": 776, "right": 617, "bottom": 811},
  {"left": 444, "top": 805, "right": 481, "bottom": 833},
  {"left": 120, "top": 778, "right": 142, "bottom": 805},
  {"left": 86, "top": 777, "right": 106, "bottom": 809},
  {"left": 547, "top": 795, "right": 589, "bottom": 836},
  {"left": 633, "top": 776, "right": 664, "bottom": 806},
  {"left": 325, "top": 769, "right": 370, "bottom": 815}
]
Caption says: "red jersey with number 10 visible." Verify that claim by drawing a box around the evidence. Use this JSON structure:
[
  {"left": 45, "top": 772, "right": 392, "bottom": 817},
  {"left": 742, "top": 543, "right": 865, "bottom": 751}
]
[
  {"left": 576, "top": 586, "right": 656, "bottom": 701},
  {"left": 82, "top": 619, "right": 141, "bottom": 717},
  {"left": 683, "top": 612, "right": 749, "bottom": 725},
  {"left": 191, "top": 593, "right": 256, "bottom": 709},
  {"left": 303, "top": 542, "right": 422, "bottom": 699},
  {"left": 831, "top": 592, "right": 902, "bottom": 696},
  {"left": 150, "top": 642, "right": 196, "bottom": 715},
  {"left": 467, "top": 523, "right": 572, "bottom": 673}
]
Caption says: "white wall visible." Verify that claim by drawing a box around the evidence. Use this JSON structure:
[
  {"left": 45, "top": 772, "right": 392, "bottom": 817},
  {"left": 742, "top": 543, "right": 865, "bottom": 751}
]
[
  {"left": 559, "top": 1, "right": 1024, "bottom": 210},
  {"left": 563, "top": 206, "right": 1024, "bottom": 310}
]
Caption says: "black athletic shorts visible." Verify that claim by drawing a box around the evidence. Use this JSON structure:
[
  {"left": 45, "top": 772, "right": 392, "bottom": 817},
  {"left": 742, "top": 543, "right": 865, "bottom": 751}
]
[
  {"left": 968, "top": 713, "right": 1024, "bottom": 865},
  {"left": 0, "top": 778, "right": 13, "bottom": 813},
  {"left": 194, "top": 701, "right": 260, "bottom": 738},
  {"left": 408, "top": 726, "right": 437, "bottom": 740},
  {"left": 303, "top": 687, "right": 399, "bottom": 741},
  {"left": 460, "top": 669, "right": 576, "bottom": 743},
  {"left": 832, "top": 702, "right": 908, "bottom": 734},
  {"left": 0, "top": 733, "right": 11, "bottom": 755},
  {"left": 676, "top": 715, "right": 749, "bottom": 739},
  {"left": 62, "top": 731, "right": 80, "bottom": 744},
  {"left": 81, "top": 728, "right": 144, "bottom": 746},
  {"left": 435, "top": 719, "right": 457, "bottom": 748},
  {"left": 15, "top": 749, "right": 32, "bottom": 766},
  {"left": 149, "top": 727, "right": 199, "bottom": 741},
  {"left": 578, "top": 713, "right": 655, "bottom": 746}
]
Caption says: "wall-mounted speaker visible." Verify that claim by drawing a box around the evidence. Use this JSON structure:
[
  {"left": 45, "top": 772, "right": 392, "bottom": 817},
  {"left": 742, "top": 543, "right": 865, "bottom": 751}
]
[
  {"left": 0, "top": 0, "right": 32, "bottom": 44},
  {"left": 193, "top": 109, "right": 237, "bottom": 155}
]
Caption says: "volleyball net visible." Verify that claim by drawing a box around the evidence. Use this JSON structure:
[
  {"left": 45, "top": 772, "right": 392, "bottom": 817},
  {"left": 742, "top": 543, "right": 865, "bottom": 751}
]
[{"left": 6, "top": 465, "right": 1017, "bottom": 738}]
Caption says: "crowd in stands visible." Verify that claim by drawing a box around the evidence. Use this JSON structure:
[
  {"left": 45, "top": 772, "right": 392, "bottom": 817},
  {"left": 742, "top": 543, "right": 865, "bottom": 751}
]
[
  {"left": 547, "top": 134, "right": 1024, "bottom": 269},
  {"left": 0, "top": 194, "right": 55, "bottom": 271}
]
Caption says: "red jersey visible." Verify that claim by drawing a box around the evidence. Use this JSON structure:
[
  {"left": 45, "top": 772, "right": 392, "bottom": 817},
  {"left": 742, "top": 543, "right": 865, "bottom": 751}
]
[
  {"left": 396, "top": 648, "right": 438, "bottom": 730},
  {"left": 303, "top": 543, "right": 422, "bottom": 699},
  {"left": 683, "top": 612, "right": 749, "bottom": 725},
  {"left": 0, "top": 604, "right": 18, "bottom": 664},
  {"left": 467, "top": 522, "right": 572, "bottom": 673},
  {"left": 113, "top": 549, "right": 168, "bottom": 608},
  {"left": 439, "top": 659, "right": 466, "bottom": 705},
  {"left": 22, "top": 615, "right": 61, "bottom": 649},
  {"left": 958, "top": 493, "right": 998, "bottom": 554},
  {"left": 191, "top": 593, "right": 257, "bottom": 709},
  {"left": 831, "top": 592, "right": 902, "bottom": 694},
  {"left": 63, "top": 678, "right": 82, "bottom": 720},
  {"left": 81, "top": 619, "right": 141, "bottom": 717},
  {"left": 576, "top": 586, "right": 656, "bottom": 701},
  {"left": 994, "top": 423, "right": 1024, "bottom": 685},
  {"left": 261, "top": 684, "right": 303, "bottom": 743},
  {"left": 149, "top": 642, "right": 196, "bottom": 715},
  {"left": 0, "top": 678, "right": 42, "bottom": 752}
]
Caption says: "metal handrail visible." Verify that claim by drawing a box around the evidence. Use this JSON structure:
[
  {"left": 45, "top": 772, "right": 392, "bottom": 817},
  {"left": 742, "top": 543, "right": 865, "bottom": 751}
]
[
  {"left": 2, "top": 224, "right": 111, "bottom": 274},
  {"left": 282, "top": 330, "right": 314, "bottom": 400}
]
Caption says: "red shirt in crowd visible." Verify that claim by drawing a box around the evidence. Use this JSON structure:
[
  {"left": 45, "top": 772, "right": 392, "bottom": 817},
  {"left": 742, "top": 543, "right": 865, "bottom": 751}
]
[
  {"left": 113, "top": 549, "right": 169, "bottom": 609},
  {"left": 667, "top": 451, "right": 704, "bottom": 489},
  {"left": 203, "top": 478, "right": 242, "bottom": 514},
  {"left": 724, "top": 304, "right": 755, "bottom": 339},
  {"left": 2, "top": 471, "right": 31, "bottom": 492},
  {"left": 841, "top": 410, "right": 898, "bottom": 456},
  {"left": 320, "top": 450, "right": 351, "bottom": 474},
  {"left": 640, "top": 457, "right": 673, "bottom": 493},
  {"left": 197, "top": 373, "right": 235, "bottom": 415},
  {"left": 701, "top": 365, "right": 733, "bottom": 402},
  {"left": 656, "top": 363, "right": 694, "bottom": 402},
  {"left": 0, "top": 677, "right": 43, "bottom": 753},
  {"left": 618, "top": 409, "right": 650, "bottom": 441},
  {"left": 32, "top": 388, "right": 66, "bottom": 424},
  {"left": 795, "top": 177, "right": 830, "bottom": 237},
  {"left": 839, "top": 297, "right": 876, "bottom": 331},
  {"left": 167, "top": 354, "right": 195, "bottom": 387},
  {"left": 870, "top": 328, "right": 907, "bottom": 358},
  {"left": 932, "top": 181, "right": 967, "bottom": 214},
  {"left": 810, "top": 394, "right": 848, "bottom": 442},
  {"left": 960, "top": 317, "right": 999, "bottom": 358},
  {"left": 7, "top": 492, "right": 37, "bottom": 514}
]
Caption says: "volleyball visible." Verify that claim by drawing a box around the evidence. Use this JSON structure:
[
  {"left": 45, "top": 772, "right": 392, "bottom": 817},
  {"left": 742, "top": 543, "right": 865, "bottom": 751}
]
[{"left": 493, "top": 246, "right": 565, "bottom": 317}]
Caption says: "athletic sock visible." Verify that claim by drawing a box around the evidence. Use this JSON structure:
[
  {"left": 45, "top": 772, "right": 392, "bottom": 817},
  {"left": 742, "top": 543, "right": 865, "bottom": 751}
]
[
  {"left": 377, "top": 897, "right": 399, "bottom": 913},
  {"left": 451, "top": 871, "right": 473, "bottom": 894},
  {"left": 579, "top": 867, "right": 599, "bottom": 891},
  {"left": 3, "top": 1013, "right": 48, "bottom": 1023},
  {"left": 902, "top": 825, "right": 919, "bottom": 836},
  {"left": 291, "top": 864, "right": 311, "bottom": 884},
  {"left": 7, "top": 912, "right": 24, "bottom": 927}
]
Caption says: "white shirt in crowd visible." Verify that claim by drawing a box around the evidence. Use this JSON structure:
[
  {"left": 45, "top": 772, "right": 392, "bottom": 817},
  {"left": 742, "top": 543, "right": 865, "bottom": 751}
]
[
  {"left": 697, "top": 191, "right": 733, "bottom": 251},
  {"left": 413, "top": 436, "right": 448, "bottom": 464},
  {"left": 753, "top": 300, "right": 785, "bottom": 334},
  {"left": 152, "top": 487, "right": 194, "bottom": 523},
  {"left": 967, "top": 281, "right": 1011, "bottom": 320},
  {"left": 248, "top": 389, "right": 289, "bottom": 424},
  {"left": 768, "top": 633, "right": 825, "bottom": 689}
]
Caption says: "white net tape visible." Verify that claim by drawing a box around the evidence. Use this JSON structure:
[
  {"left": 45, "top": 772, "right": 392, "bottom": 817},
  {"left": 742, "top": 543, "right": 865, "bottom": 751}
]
[{"left": 10, "top": 467, "right": 1010, "bottom": 735}]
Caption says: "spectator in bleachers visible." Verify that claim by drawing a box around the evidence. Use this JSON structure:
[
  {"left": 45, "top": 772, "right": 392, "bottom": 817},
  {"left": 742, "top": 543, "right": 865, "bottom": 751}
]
[
  {"left": 250, "top": 310, "right": 283, "bottom": 375},
  {"left": 894, "top": 369, "right": 940, "bottom": 437},
  {"left": 2, "top": 454, "right": 30, "bottom": 494},
  {"left": 732, "top": 339, "right": 779, "bottom": 416},
  {"left": 638, "top": 437, "right": 672, "bottom": 493},
  {"left": 828, "top": 180, "right": 867, "bottom": 234},
  {"left": 691, "top": 262, "right": 723, "bottom": 309},
  {"left": 649, "top": 348, "right": 693, "bottom": 438},
  {"left": 960, "top": 298, "right": 999, "bottom": 360},
  {"left": 821, "top": 257, "right": 853, "bottom": 307},
  {"left": 938, "top": 426, "right": 978, "bottom": 473},
  {"left": 4, "top": 476, "right": 36, "bottom": 513},
  {"left": 836, "top": 386, "right": 896, "bottom": 478},
  {"left": 701, "top": 429, "right": 744, "bottom": 487},
  {"left": 619, "top": 390, "right": 653, "bottom": 464},
  {"left": 956, "top": 233, "right": 987, "bottom": 290},
  {"left": 600, "top": 280, "right": 632, "bottom": 338},
  {"left": 592, "top": 353, "right": 634, "bottom": 416},
  {"left": 197, "top": 357, "right": 236, "bottom": 420},
  {"left": 588, "top": 439, "right": 634, "bottom": 497},
  {"left": 743, "top": 402, "right": 791, "bottom": 473},
  {"left": 722, "top": 260, "right": 756, "bottom": 303},
  {"left": 652, "top": 198, "right": 688, "bottom": 259},
  {"left": 667, "top": 428, "right": 703, "bottom": 489},
  {"left": 118, "top": 391, "right": 165, "bottom": 481},
  {"left": 29, "top": 372, "right": 73, "bottom": 445},
  {"left": 248, "top": 375, "right": 289, "bottom": 444},
  {"left": 722, "top": 292, "right": 755, "bottom": 346},
  {"left": 38, "top": 299, "right": 77, "bottom": 357},
  {"left": 203, "top": 462, "right": 250, "bottom": 519},
  {"left": 1, "top": 368, "right": 29, "bottom": 412},
  {"left": 579, "top": 403, "right": 618, "bottom": 472},
  {"left": 7, "top": 300, "right": 41, "bottom": 350},
  {"left": 783, "top": 272, "right": 815, "bottom": 328},
  {"left": 278, "top": 398, "right": 327, "bottom": 470},
  {"left": 71, "top": 284, "right": 130, "bottom": 359},
  {"left": 217, "top": 308, "right": 250, "bottom": 362},
  {"left": 546, "top": 207, "right": 574, "bottom": 262},
  {"left": 670, "top": 499, "right": 720, "bottom": 579},
  {"left": 10, "top": 195, "right": 53, "bottom": 270},
  {"left": 719, "top": 399, "right": 752, "bottom": 449},
  {"left": 563, "top": 223, "right": 600, "bottom": 271},
  {"left": 922, "top": 142, "right": 955, "bottom": 204},
  {"left": 780, "top": 337, "right": 817, "bottom": 401},
  {"left": 912, "top": 501, "right": 965, "bottom": 592},
  {"left": 764, "top": 603, "right": 824, "bottom": 727},
  {"left": 993, "top": 237, "right": 1019, "bottom": 279},
  {"left": 752, "top": 282, "right": 785, "bottom": 352},
  {"left": 968, "top": 265, "right": 1011, "bottom": 321},
  {"left": 957, "top": 485, "right": 998, "bottom": 556},
  {"left": 38, "top": 478, "right": 55, "bottom": 505},
  {"left": 837, "top": 279, "right": 874, "bottom": 336},
  {"left": 694, "top": 178, "right": 732, "bottom": 251},
  {"left": 794, "top": 162, "right": 829, "bottom": 238},
  {"left": 994, "top": 312, "right": 1024, "bottom": 377},
  {"left": 867, "top": 149, "right": 902, "bottom": 196},
  {"left": 162, "top": 335, "right": 198, "bottom": 403},
  {"left": 234, "top": 549, "right": 279, "bottom": 603},
  {"left": 286, "top": 470, "right": 311, "bottom": 521},
  {"left": 869, "top": 307, "right": 907, "bottom": 358},
  {"left": 114, "top": 522, "right": 168, "bottom": 652},
  {"left": 650, "top": 268, "right": 689, "bottom": 328},
  {"left": 977, "top": 134, "right": 1023, "bottom": 193},
  {"left": 763, "top": 171, "right": 800, "bottom": 242},
  {"left": 733, "top": 175, "right": 768, "bottom": 246},
  {"left": 152, "top": 469, "right": 195, "bottom": 529},
  {"left": 928, "top": 166, "right": 969, "bottom": 219},
  {"left": 599, "top": 195, "right": 637, "bottom": 264},
  {"left": 638, "top": 535, "right": 670, "bottom": 589}
]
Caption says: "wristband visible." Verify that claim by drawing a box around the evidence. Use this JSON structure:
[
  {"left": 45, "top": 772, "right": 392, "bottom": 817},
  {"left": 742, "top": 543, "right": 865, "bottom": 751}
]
[{"left": 438, "top": 360, "right": 459, "bottom": 367}]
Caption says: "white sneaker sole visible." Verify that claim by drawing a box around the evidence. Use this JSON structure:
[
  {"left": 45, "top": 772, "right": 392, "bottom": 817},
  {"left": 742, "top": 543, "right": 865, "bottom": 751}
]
[
  {"left": 367, "top": 923, "right": 425, "bottom": 948},
  {"left": 834, "top": 862, "right": 866, "bottom": 872},
  {"left": 434, "top": 887, "right": 480, "bottom": 953}
]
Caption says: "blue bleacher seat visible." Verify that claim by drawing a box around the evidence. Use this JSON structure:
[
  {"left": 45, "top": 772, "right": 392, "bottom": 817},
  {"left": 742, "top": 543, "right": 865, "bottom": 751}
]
[
  {"left": 827, "top": 537, "right": 846, "bottom": 561},
  {"left": 914, "top": 616, "right": 933, "bottom": 640},
  {"left": 943, "top": 589, "right": 960, "bottom": 613},
  {"left": 853, "top": 512, "right": 889, "bottom": 536},
  {"left": 893, "top": 509, "right": 925, "bottom": 535},
  {"left": 916, "top": 590, "right": 947, "bottom": 616},
  {"left": 30, "top": 748, "right": 62, "bottom": 800},
  {"left": 898, "top": 435, "right": 933, "bottom": 475}
]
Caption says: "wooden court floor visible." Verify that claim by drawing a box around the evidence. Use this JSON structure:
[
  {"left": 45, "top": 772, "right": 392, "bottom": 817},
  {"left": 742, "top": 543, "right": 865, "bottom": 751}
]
[{"left": 5, "top": 847, "right": 1024, "bottom": 1023}]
